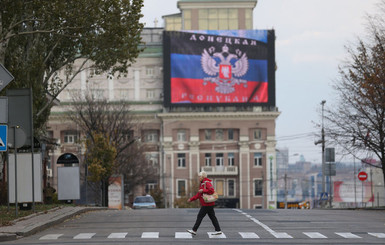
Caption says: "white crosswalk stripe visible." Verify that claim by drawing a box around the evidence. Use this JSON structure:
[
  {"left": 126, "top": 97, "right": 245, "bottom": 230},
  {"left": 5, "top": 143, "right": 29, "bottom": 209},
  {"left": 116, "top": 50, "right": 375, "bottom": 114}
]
[
  {"left": 39, "top": 234, "right": 63, "bottom": 240},
  {"left": 107, "top": 232, "right": 127, "bottom": 239},
  {"left": 239, "top": 232, "right": 259, "bottom": 238},
  {"left": 175, "top": 232, "right": 193, "bottom": 239},
  {"left": 303, "top": 232, "right": 327, "bottom": 238},
  {"left": 141, "top": 232, "right": 159, "bottom": 238},
  {"left": 335, "top": 232, "right": 362, "bottom": 239},
  {"left": 207, "top": 232, "right": 226, "bottom": 238},
  {"left": 368, "top": 233, "right": 385, "bottom": 238},
  {"left": 73, "top": 233, "right": 96, "bottom": 239},
  {"left": 272, "top": 232, "right": 293, "bottom": 238},
  {"left": 38, "top": 231, "right": 385, "bottom": 240}
]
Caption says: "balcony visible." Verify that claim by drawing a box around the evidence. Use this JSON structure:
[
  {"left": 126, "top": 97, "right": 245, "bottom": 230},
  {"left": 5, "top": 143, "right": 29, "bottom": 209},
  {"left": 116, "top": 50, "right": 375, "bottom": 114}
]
[{"left": 201, "top": 166, "right": 238, "bottom": 176}]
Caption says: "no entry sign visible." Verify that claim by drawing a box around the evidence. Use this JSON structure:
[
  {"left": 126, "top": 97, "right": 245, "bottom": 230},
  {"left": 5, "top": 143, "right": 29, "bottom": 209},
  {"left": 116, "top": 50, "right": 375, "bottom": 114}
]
[{"left": 358, "top": 171, "right": 368, "bottom": 181}]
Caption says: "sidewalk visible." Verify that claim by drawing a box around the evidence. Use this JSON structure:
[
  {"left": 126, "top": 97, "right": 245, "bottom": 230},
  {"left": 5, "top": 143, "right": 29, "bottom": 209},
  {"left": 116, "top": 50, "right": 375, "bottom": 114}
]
[{"left": 0, "top": 206, "right": 106, "bottom": 242}]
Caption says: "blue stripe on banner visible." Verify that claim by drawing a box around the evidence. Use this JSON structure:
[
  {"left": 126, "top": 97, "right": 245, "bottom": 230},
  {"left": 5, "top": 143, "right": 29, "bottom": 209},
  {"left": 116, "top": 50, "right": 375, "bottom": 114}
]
[
  {"left": 171, "top": 54, "right": 268, "bottom": 82},
  {"left": 182, "top": 30, "right": 268, "bottom": 43}
]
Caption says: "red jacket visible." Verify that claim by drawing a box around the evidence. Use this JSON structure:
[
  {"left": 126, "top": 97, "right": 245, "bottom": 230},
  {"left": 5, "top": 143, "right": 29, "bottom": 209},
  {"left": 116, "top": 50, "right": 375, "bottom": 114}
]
[{"left": 189, "top": 178, "right": 215, "bottom": 206}]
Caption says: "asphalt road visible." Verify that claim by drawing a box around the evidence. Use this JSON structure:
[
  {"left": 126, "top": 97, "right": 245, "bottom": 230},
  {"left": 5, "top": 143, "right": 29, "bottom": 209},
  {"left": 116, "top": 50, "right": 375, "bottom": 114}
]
[{"left": 3, "top": 208, "right": 385, "bottom": 244}]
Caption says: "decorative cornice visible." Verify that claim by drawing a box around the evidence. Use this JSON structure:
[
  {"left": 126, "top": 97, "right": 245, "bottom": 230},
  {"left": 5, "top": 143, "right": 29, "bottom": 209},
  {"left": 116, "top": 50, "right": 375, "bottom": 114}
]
[{"left": 157, "top": 111, "right": 280, "bottom": 120}]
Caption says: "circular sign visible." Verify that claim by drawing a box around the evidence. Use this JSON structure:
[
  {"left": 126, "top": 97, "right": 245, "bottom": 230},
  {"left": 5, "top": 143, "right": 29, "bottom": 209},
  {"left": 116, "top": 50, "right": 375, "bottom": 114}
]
[{"left": 358, "top": 171, "right": 368, "bottom": 181}]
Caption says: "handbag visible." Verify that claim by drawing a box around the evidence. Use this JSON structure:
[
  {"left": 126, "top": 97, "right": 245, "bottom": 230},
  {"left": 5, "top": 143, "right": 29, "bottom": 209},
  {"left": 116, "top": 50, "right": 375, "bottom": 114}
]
[{"left": 202, "top": 181, "right": 218, "bottom": 203}]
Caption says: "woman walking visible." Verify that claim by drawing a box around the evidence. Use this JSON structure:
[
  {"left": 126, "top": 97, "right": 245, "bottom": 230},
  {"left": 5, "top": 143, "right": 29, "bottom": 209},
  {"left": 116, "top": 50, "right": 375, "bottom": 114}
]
[{"left": 186, "top": 171, "right": 222, "bottom": 235}]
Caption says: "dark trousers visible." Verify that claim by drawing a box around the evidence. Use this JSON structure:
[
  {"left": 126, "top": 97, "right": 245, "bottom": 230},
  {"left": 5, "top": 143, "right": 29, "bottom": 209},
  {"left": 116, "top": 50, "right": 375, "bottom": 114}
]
[{"left": 193, "top": 206, "right": 221, "bottom": 231}]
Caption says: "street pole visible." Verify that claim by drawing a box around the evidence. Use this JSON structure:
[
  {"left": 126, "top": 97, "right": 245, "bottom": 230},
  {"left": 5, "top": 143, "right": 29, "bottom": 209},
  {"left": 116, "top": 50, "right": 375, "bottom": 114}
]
[
  {"left": 321, "top": 100, "right": 326, "bottom": 208},
  {"left": 285, "top": 173, "right": 287, "bottom": 209}
]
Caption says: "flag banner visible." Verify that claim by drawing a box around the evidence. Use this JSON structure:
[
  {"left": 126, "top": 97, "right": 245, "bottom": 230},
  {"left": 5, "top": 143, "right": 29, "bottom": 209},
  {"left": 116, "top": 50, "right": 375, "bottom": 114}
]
[{"left": 163, "top": 30, "right": 275, "bottom": 106}]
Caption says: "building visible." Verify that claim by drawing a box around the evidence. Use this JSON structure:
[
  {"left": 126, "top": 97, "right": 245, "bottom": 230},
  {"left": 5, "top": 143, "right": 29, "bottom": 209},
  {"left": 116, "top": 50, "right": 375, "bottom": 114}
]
[{"left": 47, "top": 0, "right": 279, "bottom": 209}]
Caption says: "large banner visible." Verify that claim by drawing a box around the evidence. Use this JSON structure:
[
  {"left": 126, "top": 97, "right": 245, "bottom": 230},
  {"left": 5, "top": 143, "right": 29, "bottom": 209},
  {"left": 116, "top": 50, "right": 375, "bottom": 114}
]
[
  {"left": 334, "top": 181, "right": 373, "bottom": 203},
  {"left": 163, "top": 30, "right": 275, "bottom": 107}
]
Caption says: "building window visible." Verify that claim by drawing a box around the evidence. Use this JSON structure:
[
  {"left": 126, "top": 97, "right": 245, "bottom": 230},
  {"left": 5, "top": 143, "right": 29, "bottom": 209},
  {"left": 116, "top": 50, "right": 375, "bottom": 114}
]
[
  {"left": 146, "top": 67, "right": 154, "bottom": 76},
  {"left": 64, "top": 131, "right": 78, "bottom": 144},
  {"left": 177, "top": 179, "right": 186, "bottom": 197},
  {"left": 228, "top": 129, "right": 234, "bottom": 140},
  {"left": 204, "top": 129, "right": 212, "bottom": 140},
  {"left": 253, "top": 129, "right": 262, "bottom": 140},
  {"left": 146, "top": 89, "right": 155, "bottom": 99},
  {"left": 144, "top": 130, "right": 158, "bottom": 143},
  {"left": 215, "top": 129, "right": 223, "bottom": 140},
  {"left": 228, "top": 153, "right": 235, "bottom": 166},
  {"left": 177, "top": 153, "right": 186, "bottom": 168},
  {"left": 199, "top": 8, "right": 238, "bottom": 30},
  {"left": 245, "top": 9, "right": 253, "bottom": 29},
  {"left": 120, "top": 130, "right": 133, "bottom": 143},
  {"left": 254, "top": 153, "right": 263, "bottom": 166},
  {"left": 165, "top": 16, "right": 182, "bottom": 31},
  {"left": 177, "top": 130, "right": 186, "bottom": 142},
  {"left": 119, "top": 89, "right": 129, "bottom": 100},
  {"left": 215, "top": 180, "right": 224, "bottom": 196},
  {"left": 205, "top": 153, "right": 211, "bottom": 166},
  {"left": 216, "top": 153, "right": 224, "bottom": 166},
  {"left": 145, "top": 183, "right": 157, "bottom": 193},
  {"left": 228, "top": 179, "right": 235, "bottom": 197},
  {"left": 183, "top": 10, "right": 192, "bottom": 30},
  {"left": 254, "top": 179, "right": 263, "bottom": 196}
]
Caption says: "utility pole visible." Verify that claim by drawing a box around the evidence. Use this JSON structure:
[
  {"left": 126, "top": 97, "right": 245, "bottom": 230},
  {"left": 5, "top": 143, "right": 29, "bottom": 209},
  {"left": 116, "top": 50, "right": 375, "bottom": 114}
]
[
  {"left": 315, "top": 100, "right": 326, "bottom": 208},
  {"left": 321, "top": 100, "right": 326, "bottom": 208}
]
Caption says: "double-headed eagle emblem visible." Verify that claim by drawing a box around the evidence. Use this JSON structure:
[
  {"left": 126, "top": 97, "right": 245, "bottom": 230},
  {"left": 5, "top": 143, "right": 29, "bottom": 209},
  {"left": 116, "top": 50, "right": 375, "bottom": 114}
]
[{"left": 201, "top": 44, "right": 249, "bottom": 94}]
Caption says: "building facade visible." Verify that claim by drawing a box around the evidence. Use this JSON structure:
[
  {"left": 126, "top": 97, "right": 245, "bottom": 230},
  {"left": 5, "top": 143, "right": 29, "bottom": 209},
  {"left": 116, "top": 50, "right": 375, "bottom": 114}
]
[{"left": 47, "top": 0, "right": 279, "bottom": 209}]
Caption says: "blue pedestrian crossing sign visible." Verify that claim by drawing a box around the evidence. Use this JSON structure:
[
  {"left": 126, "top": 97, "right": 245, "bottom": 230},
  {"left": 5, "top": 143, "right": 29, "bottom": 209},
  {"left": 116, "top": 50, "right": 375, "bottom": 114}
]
[
  {"left": 320, "top": 192, "right": 328, "bottom": 201},
  {"left": 0, "top": 125, "right": 7, "bottom": 151}
]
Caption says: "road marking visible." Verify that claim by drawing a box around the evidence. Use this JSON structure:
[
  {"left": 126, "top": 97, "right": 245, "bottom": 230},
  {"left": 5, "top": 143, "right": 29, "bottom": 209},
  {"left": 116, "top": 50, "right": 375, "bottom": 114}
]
[
  {"left": 207, "top": 232, "right": 226, "bottom": 238},
  {"left": 303, "top": 232, "right": 327, "bottom": 238},
  {"left": 272, "top": 232, "right": 293, "bottom": 238},
  {"left": 141, "top": 232, "right": 159, "bottom": 238},
  {"left": 107, "top": 233, "right": 127, "bottom": 239},
  {"left": 73, "top": 233, "right": 96, "bottom": 239},
  {"left": 368, "top": 233, "right": 385, "bottom": 238},
  {"left": 234, "top": 209, "right": 292, "bottom": 238},
  {"left": 239, "top": 232, "right": 259, "bottom": 239},
  {"left": 39, "top": 234, "right": 63, "bottom": 240},
  {"left": 175, "top": 232, "right": 193, "bottom": 239},
  {"left": 335, "top": 232, "right": 362, "bottom": 239}
]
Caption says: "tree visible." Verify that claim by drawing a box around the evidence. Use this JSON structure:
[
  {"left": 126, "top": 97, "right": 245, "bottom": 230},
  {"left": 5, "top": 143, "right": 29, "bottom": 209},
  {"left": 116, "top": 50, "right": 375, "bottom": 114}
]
[
  {"left": 1, "top": 0, "right": 144, "bottom": 134},
  {"left": 69, "top": 89, "right": 158, "bottom": 206},
  {"left": 324, "top": 1, "right": 385, "bottom": 183}
]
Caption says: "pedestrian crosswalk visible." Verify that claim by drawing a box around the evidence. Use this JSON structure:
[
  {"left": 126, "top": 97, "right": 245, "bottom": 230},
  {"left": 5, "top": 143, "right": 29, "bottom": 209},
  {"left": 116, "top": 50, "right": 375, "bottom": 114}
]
[{"left": 38, "top": 231, "right": 385, "bottom": 240}]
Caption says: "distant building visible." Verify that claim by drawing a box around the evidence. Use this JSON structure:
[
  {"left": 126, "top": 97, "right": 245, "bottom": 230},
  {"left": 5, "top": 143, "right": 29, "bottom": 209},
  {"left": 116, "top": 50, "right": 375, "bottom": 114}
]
[{"left": 47, "top": 0, "right": 279, "bottom": 209}]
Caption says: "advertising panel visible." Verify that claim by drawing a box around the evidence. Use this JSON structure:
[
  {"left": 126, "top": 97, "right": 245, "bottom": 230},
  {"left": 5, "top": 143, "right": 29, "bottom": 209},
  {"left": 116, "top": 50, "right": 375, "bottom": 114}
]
[
  {"left": 163, "top": 30, "right": 275, "bottom": 107},
  {"left": 108, "top": 175, "right": 124, "bottom": 210},
  {"left": 58, "top": 166, "right": 80, "bottom": 200},
  {"left": 8, "top": 153, "right": 42, "bottom": 203},
  {"left": 334, "top": 181, "right": 373, "bottom": 203}
]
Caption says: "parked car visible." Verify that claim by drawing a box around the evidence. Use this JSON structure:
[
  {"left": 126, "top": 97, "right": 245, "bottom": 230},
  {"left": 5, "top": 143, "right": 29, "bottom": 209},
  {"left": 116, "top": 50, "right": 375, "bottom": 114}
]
[{"left": 133, "top": 195, "right": 156, "bottom": 209}]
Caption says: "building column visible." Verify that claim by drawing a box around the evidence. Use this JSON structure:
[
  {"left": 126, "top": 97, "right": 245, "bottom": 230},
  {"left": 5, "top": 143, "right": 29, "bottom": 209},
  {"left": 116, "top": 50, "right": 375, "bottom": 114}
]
[
  {"left": 239, "top": 138, "right": 250, "bottom": 209},
  {"left": 265, "top": 136, "right": 277, "bottom": 209}
]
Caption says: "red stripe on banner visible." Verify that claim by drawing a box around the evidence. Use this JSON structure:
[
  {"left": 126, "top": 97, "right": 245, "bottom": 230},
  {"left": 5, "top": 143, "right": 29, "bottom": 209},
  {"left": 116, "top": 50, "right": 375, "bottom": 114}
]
[{"left": 171, "top": 78, "right": 268, "bottom": 104}]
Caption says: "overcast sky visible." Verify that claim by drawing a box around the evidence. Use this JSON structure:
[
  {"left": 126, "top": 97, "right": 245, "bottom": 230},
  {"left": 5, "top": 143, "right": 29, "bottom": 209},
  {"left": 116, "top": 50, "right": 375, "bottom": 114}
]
[{"left": 141, "top": 0, "right": 380, "bottom": 163}]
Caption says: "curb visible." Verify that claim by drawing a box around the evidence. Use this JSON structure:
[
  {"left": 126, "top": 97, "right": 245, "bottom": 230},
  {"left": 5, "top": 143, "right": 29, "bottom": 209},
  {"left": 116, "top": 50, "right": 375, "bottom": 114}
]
[{"left": 0, "top": 207, "right": 107, "bottom": 242}]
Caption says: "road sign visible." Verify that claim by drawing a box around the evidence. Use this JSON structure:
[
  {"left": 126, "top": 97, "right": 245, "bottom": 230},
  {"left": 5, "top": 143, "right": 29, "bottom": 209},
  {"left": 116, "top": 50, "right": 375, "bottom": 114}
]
[
  {"left": 0, "top": 63, "right": 14, "bottom": 92},
  {"left": 0, "top": 125, "right": 7, "bottom": 151},
  {"left": 358, "top": 171, "right": 368, "bottom": 181},
  {"left": 320, "top": 192, "right": 328, "bottom": 201},
  {"left": 8, "top": 126, "right": 26, "bottom": 149}
]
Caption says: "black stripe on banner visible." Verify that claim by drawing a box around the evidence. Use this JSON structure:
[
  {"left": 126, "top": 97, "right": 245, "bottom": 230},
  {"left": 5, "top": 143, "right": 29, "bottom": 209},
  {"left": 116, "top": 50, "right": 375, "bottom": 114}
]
[{"left": 165, "top": 31, "right": 268, "bottom": 60}]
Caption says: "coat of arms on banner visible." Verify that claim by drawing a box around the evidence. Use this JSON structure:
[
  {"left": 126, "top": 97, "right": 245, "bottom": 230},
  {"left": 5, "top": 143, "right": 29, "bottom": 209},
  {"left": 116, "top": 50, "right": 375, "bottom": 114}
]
[{"left": 201, "top": 44, "right": 249, "bottom": 94}]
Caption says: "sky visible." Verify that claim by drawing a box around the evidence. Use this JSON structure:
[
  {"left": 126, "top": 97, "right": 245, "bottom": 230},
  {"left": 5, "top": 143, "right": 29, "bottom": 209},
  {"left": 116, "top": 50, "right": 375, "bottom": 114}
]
[{"left": 140, "top": 0, "right": 380, "bottom": 163}]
